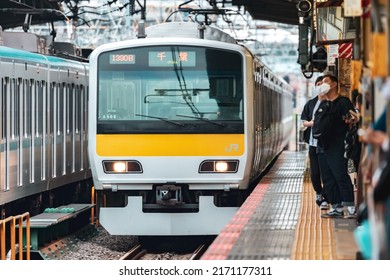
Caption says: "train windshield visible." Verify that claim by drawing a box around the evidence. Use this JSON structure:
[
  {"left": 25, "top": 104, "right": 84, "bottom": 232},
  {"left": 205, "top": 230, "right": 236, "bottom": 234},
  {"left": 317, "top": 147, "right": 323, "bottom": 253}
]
[{"left": 97, "top": 45, "right": 243, "bottom": 134}]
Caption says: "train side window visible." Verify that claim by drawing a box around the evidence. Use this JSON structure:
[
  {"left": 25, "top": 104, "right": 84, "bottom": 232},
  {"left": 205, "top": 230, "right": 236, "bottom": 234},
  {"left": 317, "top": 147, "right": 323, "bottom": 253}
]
[
  {"left": 1, "top": 78, "right": 7, "bottom": 140},
  {"left": 71, "top": 84, "right": 75, "bottom": 133},
  {"left": 57, "top": 83, "right": 64, "bottom": 135},
  {"left": 50, "top": 82, "right": 56, "bottom": 135},
  {"left": 75, "top": 85, "right": 81, "bottom": 133},
  {"left": 66, "top": 83, "right": 74, "bottom": 134},
  {"left": 35, "top": 81, "right": 44, "bottom": 137},
  {"left": 66, "top": 84, "right": 69, "bottom": 134},
  {"left": 31, "top": 80, "right": 35, "bottom": 136},
  {"left": 18, "top": 78, "right": 24, "bottom": 138},
  {"left": 24, "top": 79, "right": 32, "bottom": 137},
  {"left": 11, "top": 78, "right": 19, "bottom": 139},
  {"left": 81, "top": 85, "right": 87, "bottom": 132}
]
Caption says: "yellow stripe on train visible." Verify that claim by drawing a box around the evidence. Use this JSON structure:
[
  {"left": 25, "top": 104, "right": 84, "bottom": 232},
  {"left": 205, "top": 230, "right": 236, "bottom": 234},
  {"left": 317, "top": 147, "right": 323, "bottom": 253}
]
[{"left": 96, "top": 134, "right": 245, "bottom": 156}]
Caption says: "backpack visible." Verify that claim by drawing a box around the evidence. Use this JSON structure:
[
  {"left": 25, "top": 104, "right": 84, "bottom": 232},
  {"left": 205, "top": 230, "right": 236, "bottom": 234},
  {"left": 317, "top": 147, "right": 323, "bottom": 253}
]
[{"left": 312, "top": 100, "right": 333, "bottom": 140}]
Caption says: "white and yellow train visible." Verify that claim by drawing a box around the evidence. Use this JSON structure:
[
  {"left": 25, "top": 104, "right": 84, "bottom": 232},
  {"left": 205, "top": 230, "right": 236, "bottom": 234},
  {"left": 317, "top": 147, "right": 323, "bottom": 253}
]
[{"left": 88, "top": 22, "right": 294, "bottom": 236}]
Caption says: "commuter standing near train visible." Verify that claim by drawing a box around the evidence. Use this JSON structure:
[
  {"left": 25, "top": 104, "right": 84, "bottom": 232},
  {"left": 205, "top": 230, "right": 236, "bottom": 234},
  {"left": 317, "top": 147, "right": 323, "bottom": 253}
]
[
  {"left": 312, "top": 73, "right": 357, "bottom": 218},
  {"left": 301, "top": 76, "right": 329, "bottom": 210}
]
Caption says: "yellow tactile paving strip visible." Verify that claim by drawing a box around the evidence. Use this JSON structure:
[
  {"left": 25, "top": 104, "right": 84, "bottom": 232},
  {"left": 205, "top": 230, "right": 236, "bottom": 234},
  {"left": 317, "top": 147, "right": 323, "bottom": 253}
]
[
  {"left": 291, "top": 170, "right": 337, "bottom": 259},
  {"left": 291, "top": 166, "right": 359, "bottom": 260}
]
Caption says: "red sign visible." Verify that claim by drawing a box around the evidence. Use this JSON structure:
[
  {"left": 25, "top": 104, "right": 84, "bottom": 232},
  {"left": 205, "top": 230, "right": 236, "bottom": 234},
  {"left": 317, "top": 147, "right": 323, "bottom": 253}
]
[
  {"left": 362, "top": 0, "right": 371, "bottom": 18},
  {"left": 338, "top": 43, "right": 353, "bottom": 58}
]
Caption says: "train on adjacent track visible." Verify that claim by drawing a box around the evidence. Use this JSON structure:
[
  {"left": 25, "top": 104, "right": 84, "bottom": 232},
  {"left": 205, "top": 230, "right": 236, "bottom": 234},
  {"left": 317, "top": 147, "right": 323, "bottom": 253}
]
[
  {"left": 88, "top": 21, "right": 294, "bottom": 236},
  {"left": 0, "top": 29, "right": 91, "bottom": 215}
]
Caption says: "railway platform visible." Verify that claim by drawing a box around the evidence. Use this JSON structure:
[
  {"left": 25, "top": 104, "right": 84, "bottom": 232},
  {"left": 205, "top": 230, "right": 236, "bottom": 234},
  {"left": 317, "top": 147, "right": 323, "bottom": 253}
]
[{"left": 201, "top": 148, "right": 360, "bottom": 260}]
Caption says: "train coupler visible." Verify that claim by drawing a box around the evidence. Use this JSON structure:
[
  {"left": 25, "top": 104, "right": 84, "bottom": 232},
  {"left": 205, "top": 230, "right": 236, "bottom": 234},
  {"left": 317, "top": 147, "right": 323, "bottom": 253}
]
[{"left": 156, "top": 185, "right": 183, "bottom": 205}]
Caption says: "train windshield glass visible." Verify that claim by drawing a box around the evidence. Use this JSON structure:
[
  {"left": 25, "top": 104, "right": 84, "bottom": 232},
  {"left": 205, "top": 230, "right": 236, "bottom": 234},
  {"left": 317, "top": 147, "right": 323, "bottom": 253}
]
[{"left": 97, "top": 45, "right": 243, "bottom": 134}]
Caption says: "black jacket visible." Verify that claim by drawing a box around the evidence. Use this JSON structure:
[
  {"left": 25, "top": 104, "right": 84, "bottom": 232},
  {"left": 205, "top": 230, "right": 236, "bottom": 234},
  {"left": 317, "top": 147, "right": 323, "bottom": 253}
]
[
  {"left": 300, "top": 96, "right": 319, "bottom": 144},
  {"left": 314, "top": 96, "right": 354, "bottom": 151}
]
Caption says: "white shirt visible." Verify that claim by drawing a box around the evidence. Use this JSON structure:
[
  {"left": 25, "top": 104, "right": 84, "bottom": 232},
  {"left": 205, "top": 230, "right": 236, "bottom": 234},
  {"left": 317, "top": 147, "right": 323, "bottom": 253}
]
[{"left": 309, "top": 100, "right": 321, "bottom": 147}]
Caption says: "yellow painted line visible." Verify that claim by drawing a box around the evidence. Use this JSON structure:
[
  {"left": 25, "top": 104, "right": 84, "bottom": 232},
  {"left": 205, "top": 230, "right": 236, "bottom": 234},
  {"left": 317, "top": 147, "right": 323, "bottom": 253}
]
[
  {"left": 96, "top": 134, "right": 245, "bottom": 156},
  {"left": 290, "top": 166, "right": 336, "bottom": 260}
]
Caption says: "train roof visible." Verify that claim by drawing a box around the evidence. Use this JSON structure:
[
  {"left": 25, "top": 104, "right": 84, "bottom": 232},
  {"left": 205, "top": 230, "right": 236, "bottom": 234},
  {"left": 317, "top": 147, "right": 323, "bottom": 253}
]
[
  {"left": 144, "top": 22, "right": 237, "bottom": 44},
  {"left": 0, "top": 44, "right": 86, "bottom": 69}
]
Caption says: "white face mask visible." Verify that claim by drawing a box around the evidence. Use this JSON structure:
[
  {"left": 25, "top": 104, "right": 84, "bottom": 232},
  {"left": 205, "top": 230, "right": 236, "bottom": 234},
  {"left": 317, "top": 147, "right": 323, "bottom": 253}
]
[{"left": 318, "top": 83, "right": 331, "bottom": 96}]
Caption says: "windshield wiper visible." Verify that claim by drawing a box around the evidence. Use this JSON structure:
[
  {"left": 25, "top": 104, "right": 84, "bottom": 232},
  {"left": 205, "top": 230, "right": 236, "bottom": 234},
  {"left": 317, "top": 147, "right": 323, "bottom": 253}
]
[
  {"left": 176, "top": 114, "right": 226, "bottom": 127},
  {"left": 135, "top": 114, "right": 185, "bottom": 127}
]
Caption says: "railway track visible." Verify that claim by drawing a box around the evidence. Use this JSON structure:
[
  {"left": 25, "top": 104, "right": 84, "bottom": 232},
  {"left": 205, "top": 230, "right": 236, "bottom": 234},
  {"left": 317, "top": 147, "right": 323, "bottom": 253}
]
[
  {"left": 29, "top": 224, "right": 212, "bottom": 260},
  {"left": 120, "top": 245, "right": 146, "bottom": 260},
  {"left": 120, "top": 244, "right": 208, "bottom": 260}
]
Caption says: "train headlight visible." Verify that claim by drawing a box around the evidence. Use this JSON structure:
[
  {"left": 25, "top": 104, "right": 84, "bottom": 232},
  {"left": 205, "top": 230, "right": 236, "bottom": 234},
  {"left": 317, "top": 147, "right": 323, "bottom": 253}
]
[
  {"left": 199, "top": 160, "right": 239, "bottom": 173},
  {"left": 215, "top": 161, "right": 228, "bottom": 172},
  {"left": 103, "top": 160, "right": 143, "bottom": 173},
  {"left": 113, "top": 162, "right": 126, "bottom": 172}
]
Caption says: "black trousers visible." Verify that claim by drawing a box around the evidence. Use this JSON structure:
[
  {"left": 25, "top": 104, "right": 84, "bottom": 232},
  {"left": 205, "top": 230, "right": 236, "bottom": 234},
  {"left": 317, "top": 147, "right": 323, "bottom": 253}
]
[
  {"left": 317, "top": 148, "right": 354, "bottom": 206},
  {"left": 308, "top": 145, "right": 323, "bottom": 196}
]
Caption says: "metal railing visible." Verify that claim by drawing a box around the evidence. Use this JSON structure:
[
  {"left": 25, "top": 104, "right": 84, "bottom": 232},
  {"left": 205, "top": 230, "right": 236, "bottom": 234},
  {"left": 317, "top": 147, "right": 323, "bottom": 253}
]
[{"left": 0, "top": 212, "right": 30, "bottom": 260}]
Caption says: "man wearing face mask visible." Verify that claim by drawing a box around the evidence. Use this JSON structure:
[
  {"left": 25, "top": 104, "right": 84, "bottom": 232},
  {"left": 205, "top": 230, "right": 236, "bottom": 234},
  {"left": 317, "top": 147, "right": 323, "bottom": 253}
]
[
  {"left": 301, "top": 76, "right": 329, "bottom": 210},
  {"left": 313, "top": 74, "right": 357, "bottom": 218}
]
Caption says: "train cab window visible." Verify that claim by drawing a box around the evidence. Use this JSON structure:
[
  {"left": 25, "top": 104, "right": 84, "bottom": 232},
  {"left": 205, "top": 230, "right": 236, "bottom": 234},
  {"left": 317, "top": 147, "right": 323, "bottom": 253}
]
[
  {"left": 209, "top": 77, "right": 242, "bottom": 120},
  {"left": 96, "top": 45, "right": 244, "bottom": 134},
  {"left": 98, "top": 81, "right": 137, "bottom": 120}
]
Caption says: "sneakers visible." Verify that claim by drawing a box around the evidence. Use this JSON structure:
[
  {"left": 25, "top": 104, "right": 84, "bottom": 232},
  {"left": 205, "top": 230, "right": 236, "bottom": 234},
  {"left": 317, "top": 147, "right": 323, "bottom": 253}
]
[
  {"left": 321, "top": 208, "right": 344, "bottom": 218},
  {"left": 315, "top": 194, "right": 322, "bottom": 207},
  {"left": 345, "top": 206, "right": 357, "bottom": 219},
  {"left": 315, "top": 194, "right": 329, "bottom": 209},
  {"left": 321, "top": 206, "right": 357, "bottom": 219},
  {"left": 320, "top": 201, "right": 329, "bottom": 210}
]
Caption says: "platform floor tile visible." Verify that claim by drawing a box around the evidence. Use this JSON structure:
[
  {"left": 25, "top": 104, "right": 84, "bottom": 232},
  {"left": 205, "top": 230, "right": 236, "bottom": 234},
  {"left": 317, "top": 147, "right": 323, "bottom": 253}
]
[
  {"left": 202, "top": 150, "right": 360, "bottom": 260},
  {"left": 226, "top": 151, "right": 306, "bottom": 260}
]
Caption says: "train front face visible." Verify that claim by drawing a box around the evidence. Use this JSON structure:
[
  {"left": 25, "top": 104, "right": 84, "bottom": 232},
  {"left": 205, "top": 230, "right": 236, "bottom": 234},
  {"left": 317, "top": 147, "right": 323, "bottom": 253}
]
[{"left": 88, "top": 39, "right": 251, "bottom": 235}]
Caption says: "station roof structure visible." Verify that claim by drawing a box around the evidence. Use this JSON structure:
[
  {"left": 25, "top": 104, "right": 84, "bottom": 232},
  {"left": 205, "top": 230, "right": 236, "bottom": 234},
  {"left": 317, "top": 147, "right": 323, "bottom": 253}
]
[
  {"left": 232, "top": 0, "right": 301, "bottom": 25},
  {"left": 0, "top": 1, "right": 64, "bottom": 30},
  {"left": 0, "top": 0, "right": 303, "bottom": 30}
]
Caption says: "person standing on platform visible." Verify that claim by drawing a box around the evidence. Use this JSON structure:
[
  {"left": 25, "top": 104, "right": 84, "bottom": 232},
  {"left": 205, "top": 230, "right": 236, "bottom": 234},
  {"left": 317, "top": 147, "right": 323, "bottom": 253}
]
[
  {"left": 312, "top": 74, "right": 357, "bottom": 218},
  {"left": 360, "top": 79, "right": 390, "bottom": 258},
  {"left": 301, "top": 75, "right": 329, "bottom": 210}
]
